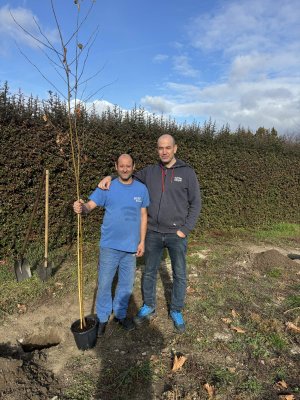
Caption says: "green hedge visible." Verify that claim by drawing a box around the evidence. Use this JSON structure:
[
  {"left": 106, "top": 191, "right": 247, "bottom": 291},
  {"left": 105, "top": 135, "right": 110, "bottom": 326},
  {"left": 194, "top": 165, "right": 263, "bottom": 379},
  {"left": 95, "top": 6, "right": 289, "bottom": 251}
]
[{"left": 0, "top": 85, "right": 299, "bottom": 258}]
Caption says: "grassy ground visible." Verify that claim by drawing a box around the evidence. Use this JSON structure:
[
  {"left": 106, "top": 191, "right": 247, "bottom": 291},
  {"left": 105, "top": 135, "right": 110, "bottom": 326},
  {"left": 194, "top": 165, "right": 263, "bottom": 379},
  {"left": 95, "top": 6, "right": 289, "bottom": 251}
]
[{"left": 0, "top": 223, "right": 299, "bottom": 399}]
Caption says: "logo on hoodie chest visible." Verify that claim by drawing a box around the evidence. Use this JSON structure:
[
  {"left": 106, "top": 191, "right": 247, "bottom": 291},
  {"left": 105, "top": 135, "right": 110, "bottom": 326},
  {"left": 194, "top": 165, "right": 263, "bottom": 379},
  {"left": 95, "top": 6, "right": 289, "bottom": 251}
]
[{"left": 173, "top": 176, "right": 182, "bottom": 182}]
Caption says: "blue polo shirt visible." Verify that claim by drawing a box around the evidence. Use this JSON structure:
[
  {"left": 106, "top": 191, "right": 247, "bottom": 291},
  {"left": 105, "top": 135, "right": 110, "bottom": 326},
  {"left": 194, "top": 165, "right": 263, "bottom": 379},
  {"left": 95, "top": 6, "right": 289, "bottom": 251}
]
[{"left": 89, "top": 179, "right": 149, "bottom": 252}]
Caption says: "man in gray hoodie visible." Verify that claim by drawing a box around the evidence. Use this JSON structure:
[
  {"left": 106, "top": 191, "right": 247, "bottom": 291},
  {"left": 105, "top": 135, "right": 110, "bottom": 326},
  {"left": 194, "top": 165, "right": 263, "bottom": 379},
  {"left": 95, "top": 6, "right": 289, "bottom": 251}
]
[{"left": 99, "top": 134, "right": 201, "bottom": 332}]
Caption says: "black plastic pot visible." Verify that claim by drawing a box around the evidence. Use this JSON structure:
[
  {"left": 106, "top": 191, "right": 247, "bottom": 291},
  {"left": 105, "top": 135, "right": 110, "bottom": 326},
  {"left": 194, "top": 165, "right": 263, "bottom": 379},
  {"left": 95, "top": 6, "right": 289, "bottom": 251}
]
[{"left": 71, "top": 316, "right": 98, "bottom": 350}]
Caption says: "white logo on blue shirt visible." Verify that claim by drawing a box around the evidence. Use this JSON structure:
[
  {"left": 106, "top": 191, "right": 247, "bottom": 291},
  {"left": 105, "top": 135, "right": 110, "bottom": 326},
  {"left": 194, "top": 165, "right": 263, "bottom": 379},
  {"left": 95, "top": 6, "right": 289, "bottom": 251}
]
[{"left": 134, "top": 196, "right": 142, "bottom": 202}]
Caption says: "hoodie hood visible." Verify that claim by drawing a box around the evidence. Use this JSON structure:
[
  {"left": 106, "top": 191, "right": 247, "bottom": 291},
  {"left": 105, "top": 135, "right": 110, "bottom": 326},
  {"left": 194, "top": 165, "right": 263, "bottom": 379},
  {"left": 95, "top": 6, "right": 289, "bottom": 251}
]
[{"left": 159, "top": 158, "right": 187, "bottom": 169}]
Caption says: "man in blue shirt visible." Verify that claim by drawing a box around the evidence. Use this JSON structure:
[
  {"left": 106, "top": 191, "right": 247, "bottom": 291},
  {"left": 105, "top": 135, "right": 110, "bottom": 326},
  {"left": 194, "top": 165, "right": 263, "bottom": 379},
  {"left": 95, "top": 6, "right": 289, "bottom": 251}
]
[{"left": 73, "top": 154, "right": 149, "bottom": 336}]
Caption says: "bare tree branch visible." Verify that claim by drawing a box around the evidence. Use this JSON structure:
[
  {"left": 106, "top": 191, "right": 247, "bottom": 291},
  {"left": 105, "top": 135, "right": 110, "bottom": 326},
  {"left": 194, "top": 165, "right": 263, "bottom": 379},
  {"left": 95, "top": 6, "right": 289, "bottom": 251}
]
[
  {"left": 64, "top": 0, "right": 95, "bottom": 48},
  {"left": 72, "top": 27, "right": 100, "bottom": 87},
  {"left": 33, "top": 16, "right": 57, "bottom": 54},
  {"left": 68, "top": 25, "right": 100, "bottom": 68},
  {"left": 82, "top": 81, "right": 115, "bottom": 103},
  {"left": 15, "top": 43, "right": 66, "bottom": 99},
  {"left": 9, "top": 10, "right": 62, "bottom": 56}
]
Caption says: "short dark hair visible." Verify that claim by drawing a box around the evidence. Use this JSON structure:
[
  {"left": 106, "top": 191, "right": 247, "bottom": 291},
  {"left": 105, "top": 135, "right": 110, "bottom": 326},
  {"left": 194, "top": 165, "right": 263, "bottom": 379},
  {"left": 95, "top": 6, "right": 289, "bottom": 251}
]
[{"left": 116, "top": 153, "right": 135, "bottom": 166}]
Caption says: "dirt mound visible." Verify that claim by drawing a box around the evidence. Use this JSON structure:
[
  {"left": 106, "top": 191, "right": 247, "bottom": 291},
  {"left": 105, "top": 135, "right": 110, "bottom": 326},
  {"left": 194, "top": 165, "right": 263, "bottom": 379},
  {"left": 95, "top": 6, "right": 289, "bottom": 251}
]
[
  {"left": 253, "top": 249, "right": 299, "bottom": 275},
  {"left": 0, "top": 343, "right": 61, "bottom": 400}
]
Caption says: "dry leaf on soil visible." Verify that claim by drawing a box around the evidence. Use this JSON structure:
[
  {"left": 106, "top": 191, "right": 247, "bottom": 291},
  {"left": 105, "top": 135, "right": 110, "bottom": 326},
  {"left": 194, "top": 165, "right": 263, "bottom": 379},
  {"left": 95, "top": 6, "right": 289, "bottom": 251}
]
[
  {"left": 286, "top": 322, "right": 300, "bottom": 333},
  {"left": 171, "top": 354, "right": 187, "bottom": 372},
  {"left": 17, "top": 303, "right": 27, "bottom": 313},
  {"left": 230, "top": 325, "right": 246, "bottom": 334},
  {"left": 186, "top": 286, "right": 196, "bottom": 294},
  {"left": 231, "top": 309, "right": 239, "bottom": 318},
  {"left": 278, "top": 395, "right": 295, "bottom": 400},
  {"left": 221, "top": 317, "right": 232, "bottom": 324},
  {"left": 203, "top": 383, "right": 214, "bottom": 398},
  {"left": 227, "top": 367, "right": 236, "bottom": 373},
  {"left": 275, "top": 380, "right": 288, "bottom": 389}
]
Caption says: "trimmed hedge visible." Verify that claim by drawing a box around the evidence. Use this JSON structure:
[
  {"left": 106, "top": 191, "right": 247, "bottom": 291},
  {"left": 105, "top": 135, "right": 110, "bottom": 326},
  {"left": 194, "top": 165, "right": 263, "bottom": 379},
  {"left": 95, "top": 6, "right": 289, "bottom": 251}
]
[{"left": 1, "top": 85, "right": 299, "bottom": 258}]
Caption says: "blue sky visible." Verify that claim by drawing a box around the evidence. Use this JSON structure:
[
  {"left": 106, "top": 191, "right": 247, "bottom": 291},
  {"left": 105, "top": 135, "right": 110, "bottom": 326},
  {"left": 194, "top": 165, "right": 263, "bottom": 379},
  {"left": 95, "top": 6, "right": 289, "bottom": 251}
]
[{"left": 1, "top": 0, "right": 300, "bottom": 134}]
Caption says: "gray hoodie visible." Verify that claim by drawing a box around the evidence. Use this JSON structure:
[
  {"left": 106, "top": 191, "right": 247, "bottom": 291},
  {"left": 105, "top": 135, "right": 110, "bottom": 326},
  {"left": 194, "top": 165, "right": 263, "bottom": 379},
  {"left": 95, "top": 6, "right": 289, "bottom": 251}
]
[{"left": 134, "top": 159, "right": 201, "bottom": 236}]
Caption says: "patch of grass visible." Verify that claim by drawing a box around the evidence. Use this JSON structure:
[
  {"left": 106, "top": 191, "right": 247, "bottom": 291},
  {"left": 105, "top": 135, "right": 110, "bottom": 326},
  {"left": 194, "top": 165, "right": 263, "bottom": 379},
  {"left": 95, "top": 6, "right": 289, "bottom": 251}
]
[
  {"left": 266, "top": 268, "right": 282, "bottom": 278},
  {"left": 268, "top": 333, "right": 288, "bottom": 352},
  {"left": 239, "top": 376, "right": 263, "bottom": 395},
  {"left": 151, "top": 357, "right": 168, "bottom": 379},
  {"left": 186, "top": 254, "right": 207, "bottom": 266},
  {"left": 229, "top": 336, "right": 245, "bottom": 353},
  {"left": 229, "top": 329, "right": 287, "bottom": 360},
  {"left": 100, "top": 360, "right": 152, "bottom": 396},
  {"left": 194, "top": 337, "right": 212, "bottom": 351},
  {"left": 210, "top": 366, "right": 235, "bottom": 388},
  {"left": 253, "top": 222, "right": 300, "bottom": 240},
  {"left": 0, "top": 242, "right": 99, "bottom": 320},
  {"left": 285, "top": 294, "right": 300, "bottom": 308},
  {"left": 0, "top": 273, "right": 48, "bottom": 315},
  {"left": 63, "top": 372, "right": 96, "bottom": 400},
  {"left": 274, "top": 366, "right": 288, "bottom": 381},
  {"left": 245, "top": 333, "right": 271, "bottom": 358},
  {"left": 185, "top": 329, "right": 212, "bottom": 351},
  {"left": 188, "top": 296, "right": 220, "bottom": 317},
  {"left": 117, "top": 361, "right": 152, "bottom": 387}
]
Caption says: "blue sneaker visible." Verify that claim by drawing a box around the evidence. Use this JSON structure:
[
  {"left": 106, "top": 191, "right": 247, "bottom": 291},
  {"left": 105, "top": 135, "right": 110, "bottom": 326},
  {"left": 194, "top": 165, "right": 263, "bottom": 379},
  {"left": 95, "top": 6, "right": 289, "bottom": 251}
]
[
  {"left": 170, "top": 310, "right": 186, "bottom": 333},
  {"left": 134, "top": 304, "right": 156, "bottom": 325}
]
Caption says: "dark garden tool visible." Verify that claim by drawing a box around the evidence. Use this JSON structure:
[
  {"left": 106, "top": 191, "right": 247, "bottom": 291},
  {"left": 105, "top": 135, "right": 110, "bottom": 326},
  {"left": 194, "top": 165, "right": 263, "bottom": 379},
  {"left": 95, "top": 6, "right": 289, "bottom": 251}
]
[
  {"left": 37, "top": 170, "right": 54, "bottom": 281},
  {"left": 14, "top": 170, "right": 45, "bottom": 282}
]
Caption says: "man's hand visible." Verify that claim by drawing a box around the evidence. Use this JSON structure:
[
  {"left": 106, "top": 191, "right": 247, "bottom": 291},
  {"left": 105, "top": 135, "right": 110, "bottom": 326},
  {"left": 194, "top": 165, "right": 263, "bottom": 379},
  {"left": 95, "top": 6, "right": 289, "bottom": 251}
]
[
  {"left": 176, "top": 230, "right": 186, "bottom": 238},
  {"left": 98, "top": 176, "right": 112, "bottom": 190},
  {"left": 73, "top": 199, "right": 85, "bottom": 214},
  {"left": 136, "top": 242, "right": 145, "bottom": 257}
]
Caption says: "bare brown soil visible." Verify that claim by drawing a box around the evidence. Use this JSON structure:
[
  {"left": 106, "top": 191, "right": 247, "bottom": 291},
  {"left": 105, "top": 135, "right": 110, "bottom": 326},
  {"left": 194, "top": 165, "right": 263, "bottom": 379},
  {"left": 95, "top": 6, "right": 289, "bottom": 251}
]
[{"left": 0, "top": 243, "right": 299, "bottom": 399}]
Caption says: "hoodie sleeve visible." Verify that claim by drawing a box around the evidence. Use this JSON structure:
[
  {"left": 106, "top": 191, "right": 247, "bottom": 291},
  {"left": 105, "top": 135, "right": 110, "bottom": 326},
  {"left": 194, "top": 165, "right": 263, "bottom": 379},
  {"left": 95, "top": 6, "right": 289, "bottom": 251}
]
[
  {"left": 133, "top": 166, "right": 148, "bottom": 184},
  {"left": 180, "top": 169, "right": 201, "bottom": 236}
]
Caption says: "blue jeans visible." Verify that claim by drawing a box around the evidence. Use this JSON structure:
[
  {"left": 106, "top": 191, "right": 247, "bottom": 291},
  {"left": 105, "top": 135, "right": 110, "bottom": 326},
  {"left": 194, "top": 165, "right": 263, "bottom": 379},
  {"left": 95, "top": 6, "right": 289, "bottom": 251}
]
[
  {"left": 96, "top": 247, "right": 136, "bottom": 322},
  {"left": 142, "top": 230, "right": 187, "bottom": 311}
]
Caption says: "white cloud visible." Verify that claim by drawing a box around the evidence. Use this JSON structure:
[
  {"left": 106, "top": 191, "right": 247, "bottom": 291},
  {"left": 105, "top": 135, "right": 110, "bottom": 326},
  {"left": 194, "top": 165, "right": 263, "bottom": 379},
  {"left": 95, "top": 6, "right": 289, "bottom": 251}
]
[
  {"left": 186, "top": 0, "right": 300, "bottom": 79},
  {"left": 0, "top": 5, "right": 58, "bottom": 52},
  {"left": 172, "top": 41, "right": 185, "bottom": 50},
  {"left": 188, "top": 0, "right": 300, "bottom": 55},
  {"left": 141, "top": 76, "right": 300, "bottom": 133},
  {"left": 141, "top": 0, "right": 300, "bottom": 133},
  {"left": 87, "top": 99, "right": 116, "bottom": 114},
  {"left": 153, "top": 54, "right": 169, "bottom": 63},
  {"left": 71, "top": 99, "right": 115, "bottom": 115},
  {"left": 172, "top": 55, "right": 199, "bottom": 78},
  {"left": 141, "top": 95, "right": 173, "bottom": 114},
  {"left": 230, "top": 53, "right": 269, "bottom": 81}
]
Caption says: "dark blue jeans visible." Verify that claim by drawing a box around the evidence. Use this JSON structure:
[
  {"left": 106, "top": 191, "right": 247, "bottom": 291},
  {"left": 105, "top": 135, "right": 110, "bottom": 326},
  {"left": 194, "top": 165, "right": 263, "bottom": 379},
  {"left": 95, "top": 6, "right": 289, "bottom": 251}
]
[{"left": 142, "top": 230, "right": 187, "bottom": 311}]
